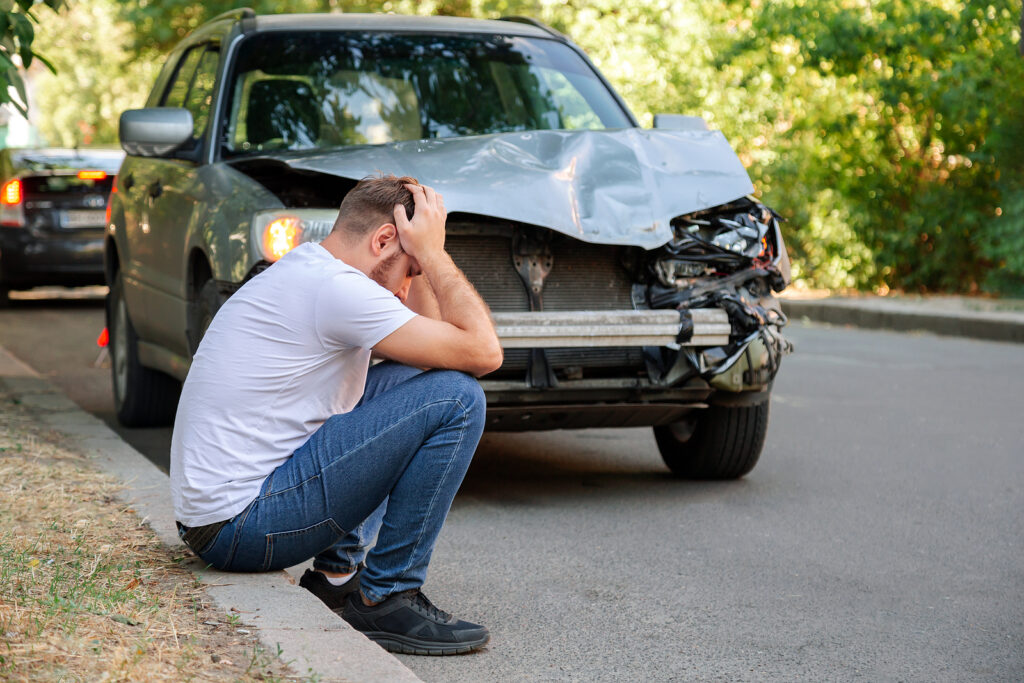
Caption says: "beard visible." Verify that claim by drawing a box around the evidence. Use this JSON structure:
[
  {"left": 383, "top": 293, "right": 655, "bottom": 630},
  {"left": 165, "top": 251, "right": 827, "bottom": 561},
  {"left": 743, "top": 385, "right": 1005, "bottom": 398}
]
[{"left": 370, "top": 250, "right": 404, "bottom": 290}]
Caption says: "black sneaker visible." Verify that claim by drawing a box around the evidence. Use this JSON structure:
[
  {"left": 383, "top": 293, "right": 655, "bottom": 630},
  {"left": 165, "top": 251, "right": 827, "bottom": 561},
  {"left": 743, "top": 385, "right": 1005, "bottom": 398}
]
[
  {"left": 342, "top": 589, "right": 490, "bottom": 655},
  {"left": 299, "top": 566, "right": 363, "bottom": 614}
]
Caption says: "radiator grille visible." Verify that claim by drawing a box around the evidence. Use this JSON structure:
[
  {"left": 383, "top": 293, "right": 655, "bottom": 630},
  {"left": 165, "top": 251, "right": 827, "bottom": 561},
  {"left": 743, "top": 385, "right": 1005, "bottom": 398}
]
[
  {"left": 445, "top": 229, "right": 645, "bottom": 378},
  {"left": 445, "top": 233, "right": 635, "bottom": 312},
  {"left": 542, "top": 241, "right": 636, "bottom": 311},
  {"left": 446, "top": 235, "right": 529, "bottom": 312},
  {"left": 500, "top": 347, "right": 645, "bottom": 372}
]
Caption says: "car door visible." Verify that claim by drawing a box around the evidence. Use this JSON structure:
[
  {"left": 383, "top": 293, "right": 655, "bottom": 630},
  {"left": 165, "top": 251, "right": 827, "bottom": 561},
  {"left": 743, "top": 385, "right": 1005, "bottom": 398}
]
[{"left": 127, "top": 42, "right": 220, "bottom": 355}]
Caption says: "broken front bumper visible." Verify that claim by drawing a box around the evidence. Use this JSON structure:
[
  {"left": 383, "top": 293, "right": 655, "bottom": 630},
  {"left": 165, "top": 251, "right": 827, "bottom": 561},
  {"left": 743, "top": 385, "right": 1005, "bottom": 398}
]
[
  {"left": 491, "top": 309, "right": 729, "bottom": 348},
  {"left": 479, "top": 308, "right": 791, "bottom": 430}
]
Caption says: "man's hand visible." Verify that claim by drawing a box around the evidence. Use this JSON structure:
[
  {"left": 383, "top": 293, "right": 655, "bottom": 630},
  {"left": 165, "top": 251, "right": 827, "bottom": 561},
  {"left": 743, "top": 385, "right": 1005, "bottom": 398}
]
[
  {"left": 374, "top": 183, "right": 503, "bottom": 377},
  {"left": 394, "top": 183, "right": 446, "bottom": 260}
]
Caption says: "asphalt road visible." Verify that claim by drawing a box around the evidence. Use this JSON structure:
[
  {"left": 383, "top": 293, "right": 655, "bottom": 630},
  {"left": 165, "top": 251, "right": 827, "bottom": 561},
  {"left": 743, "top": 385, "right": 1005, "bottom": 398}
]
[{"left": 1, "top": 289, "right": 1021, "bottom": 681}]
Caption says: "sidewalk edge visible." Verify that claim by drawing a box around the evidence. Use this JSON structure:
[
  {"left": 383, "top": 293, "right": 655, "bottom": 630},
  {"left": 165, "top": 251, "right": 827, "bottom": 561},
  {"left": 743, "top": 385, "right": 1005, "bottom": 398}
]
[{"left": 780, "top": 299, "right": 1024, "bottom": 343}]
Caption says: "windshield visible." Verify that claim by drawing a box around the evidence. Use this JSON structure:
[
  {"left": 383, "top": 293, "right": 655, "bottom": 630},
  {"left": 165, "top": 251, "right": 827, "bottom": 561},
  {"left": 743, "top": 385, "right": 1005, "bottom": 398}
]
[{"left": 222, "top": 31, "right": 631, "bottom": 157}]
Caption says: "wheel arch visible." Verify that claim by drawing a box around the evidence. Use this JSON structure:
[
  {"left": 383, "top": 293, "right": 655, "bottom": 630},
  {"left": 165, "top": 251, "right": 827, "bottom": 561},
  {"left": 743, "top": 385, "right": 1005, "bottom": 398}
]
[
  {"left": 187, "top": 247, "right": 214, "bottom": 300},
  {"left": 104, "top": 236, "right": 120, "bottom": 286}
]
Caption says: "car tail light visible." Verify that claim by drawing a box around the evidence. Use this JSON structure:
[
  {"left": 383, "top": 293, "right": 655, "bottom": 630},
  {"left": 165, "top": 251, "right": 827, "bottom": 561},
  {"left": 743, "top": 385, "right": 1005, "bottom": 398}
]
[
  {"left": 0, "top": 178, "right": 24, "bottom": 227},
  {"left": 77, "top": 170, "right": 107, "bottom": 180},
  {"left": 2, "top": 179, "right": 22, "bottom": 205},
  {"left": 251, "top": 209, "right": 338, "bottom": 262}
]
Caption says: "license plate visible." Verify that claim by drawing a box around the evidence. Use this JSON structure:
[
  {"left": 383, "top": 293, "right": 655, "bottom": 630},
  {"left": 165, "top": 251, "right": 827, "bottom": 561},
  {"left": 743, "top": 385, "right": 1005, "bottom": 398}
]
[{"left": 62, "top": 209, "right": 105, "bottom": 228}]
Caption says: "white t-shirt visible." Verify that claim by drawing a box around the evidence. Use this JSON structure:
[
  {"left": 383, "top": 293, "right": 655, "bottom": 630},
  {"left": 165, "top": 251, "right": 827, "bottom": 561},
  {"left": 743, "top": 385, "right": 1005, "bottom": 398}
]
[{"left": 170, "top": 242, "right": 417, "bottom": 527}]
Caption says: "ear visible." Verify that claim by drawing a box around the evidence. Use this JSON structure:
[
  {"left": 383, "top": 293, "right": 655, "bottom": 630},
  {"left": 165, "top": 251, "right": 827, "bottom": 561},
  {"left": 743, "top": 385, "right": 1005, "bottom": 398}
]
[{"left": 369, "top": 223, "right": 399, "bottom": 257}]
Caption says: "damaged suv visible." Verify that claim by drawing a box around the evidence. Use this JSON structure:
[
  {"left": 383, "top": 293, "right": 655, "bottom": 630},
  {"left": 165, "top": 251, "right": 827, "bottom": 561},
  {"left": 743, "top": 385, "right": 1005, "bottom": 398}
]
[{"left": 108, "top": 10, "right": 792, "bottom": 479}]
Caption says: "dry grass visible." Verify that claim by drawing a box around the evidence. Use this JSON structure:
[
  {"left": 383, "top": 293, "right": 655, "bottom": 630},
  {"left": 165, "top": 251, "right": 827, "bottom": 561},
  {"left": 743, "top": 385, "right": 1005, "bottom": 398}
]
[{"left": 0, "top": 390, "right": 307, "bottom": 682}]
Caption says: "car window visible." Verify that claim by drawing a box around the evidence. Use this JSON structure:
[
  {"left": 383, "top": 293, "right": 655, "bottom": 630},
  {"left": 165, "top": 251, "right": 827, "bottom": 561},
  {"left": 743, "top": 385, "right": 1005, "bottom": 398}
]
[
  {"left": 536, "top": 69, "right": 604, "bottom": 130},
  {"left": 183, "top": 47, "right": 220, "bottom": 139},
  {"left": 162, "top": 46, "right": 204, "bottom": 108},
  {"left": 222, "top": 32, "right": 632, "bottom": 157}
]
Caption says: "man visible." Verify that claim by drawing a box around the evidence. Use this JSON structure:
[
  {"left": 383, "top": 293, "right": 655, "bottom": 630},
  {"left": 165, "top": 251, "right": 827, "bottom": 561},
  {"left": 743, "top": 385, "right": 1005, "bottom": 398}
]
[{"left": 170, "top": 176, "right": 503, "bottom": 655}]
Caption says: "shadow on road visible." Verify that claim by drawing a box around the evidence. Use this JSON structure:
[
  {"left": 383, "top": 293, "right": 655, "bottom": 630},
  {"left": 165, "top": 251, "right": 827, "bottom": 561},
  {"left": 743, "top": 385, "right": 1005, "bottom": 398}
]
[{"left": 462, "top": 430, "right": 751, "bottom": 505}]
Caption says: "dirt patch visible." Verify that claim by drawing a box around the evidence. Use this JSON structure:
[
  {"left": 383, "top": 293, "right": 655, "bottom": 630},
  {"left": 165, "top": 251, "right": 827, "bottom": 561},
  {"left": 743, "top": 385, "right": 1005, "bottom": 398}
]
[{"left": 0, "top": 389, "right": 304, "bottom": 682}]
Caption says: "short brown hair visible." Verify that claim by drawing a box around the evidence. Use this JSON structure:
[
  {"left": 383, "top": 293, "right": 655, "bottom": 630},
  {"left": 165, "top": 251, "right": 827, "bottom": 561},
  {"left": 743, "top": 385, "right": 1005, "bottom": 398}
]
[{"left": 332, "top": 174, "right": 418, "bottom": 240}]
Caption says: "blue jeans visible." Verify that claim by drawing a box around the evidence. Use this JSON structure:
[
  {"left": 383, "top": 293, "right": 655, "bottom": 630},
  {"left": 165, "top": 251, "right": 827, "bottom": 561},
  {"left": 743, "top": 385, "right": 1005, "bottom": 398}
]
[{"left": 186, "top": 363, "right": 485, "bottom": 603}]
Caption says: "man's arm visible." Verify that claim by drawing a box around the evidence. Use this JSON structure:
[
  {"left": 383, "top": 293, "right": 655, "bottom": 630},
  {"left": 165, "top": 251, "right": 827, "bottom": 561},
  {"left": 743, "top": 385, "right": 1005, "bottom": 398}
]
[
  {"left": 373, "top": 185, "right": 503, "bottom": 377},
  {"left": 404, "top": 275, "right": 441, "bottom": 320}
]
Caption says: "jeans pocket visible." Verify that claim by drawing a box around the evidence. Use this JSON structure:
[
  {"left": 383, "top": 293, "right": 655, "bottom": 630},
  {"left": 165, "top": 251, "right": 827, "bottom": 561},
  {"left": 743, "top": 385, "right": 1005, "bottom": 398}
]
[{"left": 262, "top": 518, "right": 344, "bottom": 571}]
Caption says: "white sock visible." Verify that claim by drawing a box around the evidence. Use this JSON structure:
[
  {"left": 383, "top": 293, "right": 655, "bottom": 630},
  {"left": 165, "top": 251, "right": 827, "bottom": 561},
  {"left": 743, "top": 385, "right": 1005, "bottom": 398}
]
[{"left": 321, "top": 571, "right": 355, "bottom": 586}]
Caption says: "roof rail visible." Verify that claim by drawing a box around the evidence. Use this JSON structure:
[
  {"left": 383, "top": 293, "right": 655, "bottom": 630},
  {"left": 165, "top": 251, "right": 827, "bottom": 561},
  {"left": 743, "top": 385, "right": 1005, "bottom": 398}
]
[
  {"left": 207, "top": 7, "right": 256, "bottom": 24},
  {"left": 499, "top": 16, "right": 569, "bottom": 42}
]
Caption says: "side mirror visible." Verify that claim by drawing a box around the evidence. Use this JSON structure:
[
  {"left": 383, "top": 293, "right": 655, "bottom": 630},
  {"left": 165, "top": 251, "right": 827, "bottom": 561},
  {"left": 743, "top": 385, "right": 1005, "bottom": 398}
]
[
  {"left": 653, "top": 114, "right": 709, "bottom": 131},
  {"left": 119, "top": 108, "right": 194, "bottom": 157}
]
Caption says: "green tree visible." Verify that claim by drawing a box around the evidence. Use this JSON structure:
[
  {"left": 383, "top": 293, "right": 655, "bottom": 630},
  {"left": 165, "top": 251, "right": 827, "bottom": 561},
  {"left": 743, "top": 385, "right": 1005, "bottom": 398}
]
[
  {"left": 119, "top": 0, "right": 338, "bottom": 58},
  {"left": 39, "top": 0, "right": 1024, "bottom": 293},
  {"left": 0, "top": 0, "right": 63, "bottom": 117},
  {"left": 716, "top": 0, "right": 1024, "bottom": 293},
  {"left": 31, "top": 0, "right": 159, "bottom": 146}
]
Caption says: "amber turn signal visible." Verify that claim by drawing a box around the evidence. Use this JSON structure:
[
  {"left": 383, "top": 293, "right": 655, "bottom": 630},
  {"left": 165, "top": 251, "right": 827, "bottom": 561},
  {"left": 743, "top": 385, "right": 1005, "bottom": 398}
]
[{"left": 263, "top": 216, "right": 303, "bottom": 261}]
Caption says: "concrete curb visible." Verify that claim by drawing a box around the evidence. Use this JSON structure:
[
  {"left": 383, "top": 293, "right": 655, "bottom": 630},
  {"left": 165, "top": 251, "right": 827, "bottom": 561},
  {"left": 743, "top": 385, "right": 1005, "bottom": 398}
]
[
  {"left": 780, "top": 298, "right": 1024, "bottom": 344},
  {"left": 0, "top": 347, "right": 422, "bottom": 683}
]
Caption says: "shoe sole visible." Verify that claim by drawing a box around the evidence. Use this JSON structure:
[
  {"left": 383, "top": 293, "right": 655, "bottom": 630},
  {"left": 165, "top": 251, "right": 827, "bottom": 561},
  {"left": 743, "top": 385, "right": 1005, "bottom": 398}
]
[{"left": 364, "top": 631, "right": 490, "bottom": 656}]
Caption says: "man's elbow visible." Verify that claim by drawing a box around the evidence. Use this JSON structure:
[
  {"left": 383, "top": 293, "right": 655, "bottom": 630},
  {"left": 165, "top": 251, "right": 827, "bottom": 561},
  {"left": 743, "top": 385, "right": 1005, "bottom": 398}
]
[{"left": 470, "top": 341, "right": 504, "bottom": 377}]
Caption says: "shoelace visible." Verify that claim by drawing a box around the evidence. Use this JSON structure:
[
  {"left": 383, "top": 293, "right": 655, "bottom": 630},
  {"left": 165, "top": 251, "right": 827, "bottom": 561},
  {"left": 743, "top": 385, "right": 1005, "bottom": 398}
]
[{"left": 407, "top": 589, "right": 452, "bottom": 622}]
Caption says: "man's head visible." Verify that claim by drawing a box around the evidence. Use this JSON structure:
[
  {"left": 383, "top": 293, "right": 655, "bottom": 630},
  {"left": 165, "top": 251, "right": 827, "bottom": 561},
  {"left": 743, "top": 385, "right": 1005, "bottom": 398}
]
[
  {"left": 333, "top": 175, "right": 418, "bottom": 242},
  {"left": 328, "top": 175, "right": 422, "bottom": 299}
]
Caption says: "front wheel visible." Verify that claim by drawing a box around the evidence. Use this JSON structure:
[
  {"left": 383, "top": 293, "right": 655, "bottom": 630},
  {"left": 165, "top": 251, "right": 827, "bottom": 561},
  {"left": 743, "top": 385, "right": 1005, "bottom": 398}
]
[
  {"left": 654, "top": 399, "right": 769, "bottom": 479},
  {"left": 108, "top": 273, "right": 181, "bottom": 427}
]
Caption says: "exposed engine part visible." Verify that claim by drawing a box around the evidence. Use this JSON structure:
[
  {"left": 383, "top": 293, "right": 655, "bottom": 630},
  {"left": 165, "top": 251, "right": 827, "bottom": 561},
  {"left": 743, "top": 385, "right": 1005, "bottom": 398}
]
[
  {"left": 647, "top": 268, "right": 773, "bottom": 310},
  {"left": 512, "top": 229, "right": 554, "bottom": 311},
  {"left": 708, "top": 214, "right": 770, "bottom": 257},
  {"left": 511, "top": 229, "right": 557, "bottom": 388},
  {"left": 650, "top": 197, "right": 787, "bottom": 293}
]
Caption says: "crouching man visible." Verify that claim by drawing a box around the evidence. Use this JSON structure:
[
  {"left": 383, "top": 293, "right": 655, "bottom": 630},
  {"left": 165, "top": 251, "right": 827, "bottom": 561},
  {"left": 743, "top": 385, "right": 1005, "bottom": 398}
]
[{"left": 170, "top": 176, "right": 502, "bottom": 655}]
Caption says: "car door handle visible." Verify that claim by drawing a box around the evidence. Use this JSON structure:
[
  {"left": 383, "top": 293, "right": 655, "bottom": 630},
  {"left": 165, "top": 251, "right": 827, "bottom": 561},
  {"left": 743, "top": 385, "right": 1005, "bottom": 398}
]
[{"left": 148, "top": 180, "right": 162, "bottom": 199}]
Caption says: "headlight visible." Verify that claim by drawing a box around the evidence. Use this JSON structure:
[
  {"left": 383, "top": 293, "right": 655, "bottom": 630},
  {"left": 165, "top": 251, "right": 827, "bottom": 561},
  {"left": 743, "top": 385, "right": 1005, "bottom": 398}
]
[{"left": 251, "top": 209, "right": 338, "bottom": 262}]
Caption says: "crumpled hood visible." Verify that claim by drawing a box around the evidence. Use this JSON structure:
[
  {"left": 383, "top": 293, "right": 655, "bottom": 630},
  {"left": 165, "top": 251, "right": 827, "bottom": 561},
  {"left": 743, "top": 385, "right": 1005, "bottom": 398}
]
[{"left": 276, "top": 128, "right": 754, "bottom": 250}]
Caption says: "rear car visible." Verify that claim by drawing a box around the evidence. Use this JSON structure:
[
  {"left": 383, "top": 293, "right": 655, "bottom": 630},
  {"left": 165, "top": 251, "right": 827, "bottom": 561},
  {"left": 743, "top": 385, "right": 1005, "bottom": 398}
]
[
  {"left": 0, "top": 148, "right": 123, "bottom": 303},
  {"left": 109, "top": 11, "right": 793, "bottom": 479}
]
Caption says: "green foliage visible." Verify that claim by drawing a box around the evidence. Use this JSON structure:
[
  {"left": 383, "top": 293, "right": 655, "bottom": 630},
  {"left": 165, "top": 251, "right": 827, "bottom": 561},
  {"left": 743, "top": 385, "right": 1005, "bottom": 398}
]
[
  {"left": 0, "top": 0, "right": 64, "bottom": 116},
  {"left": 119, "top": 0, "right": 337, "bottom": 58},
  {"left": 31, "top": 0, "right": 160, "bottom": 146},
  {"left": 31, "top": 0, "right": 1024, "bottom": 294},
  {"left": 715, "top": 0, "right": 1024, "bottom": 293}
]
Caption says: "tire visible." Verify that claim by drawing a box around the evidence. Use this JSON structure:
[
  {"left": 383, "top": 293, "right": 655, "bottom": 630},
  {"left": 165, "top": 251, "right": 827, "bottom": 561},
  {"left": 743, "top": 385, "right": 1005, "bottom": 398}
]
[
  {"left": 0, "top": 262, "right": 9, "bottom": 307},
  {"left": 107, "top": 273, "right": 181, "bottom": 427},
  {"left": 654, "top": 399, "right": 770, "bottom": 479},
  {"left": 187, "top": 278, "right": 224, "bottom": 356}
]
